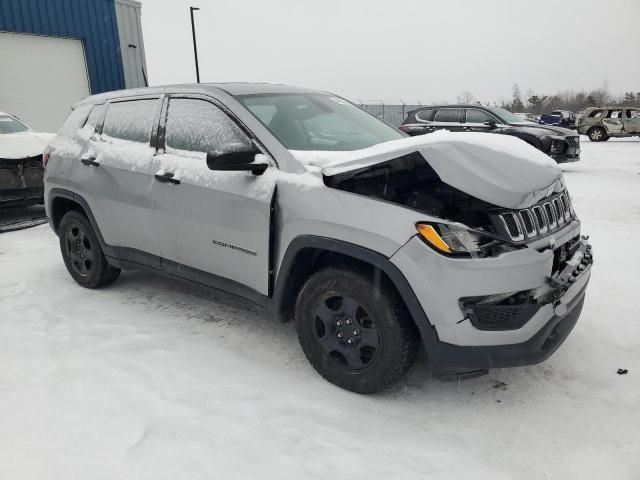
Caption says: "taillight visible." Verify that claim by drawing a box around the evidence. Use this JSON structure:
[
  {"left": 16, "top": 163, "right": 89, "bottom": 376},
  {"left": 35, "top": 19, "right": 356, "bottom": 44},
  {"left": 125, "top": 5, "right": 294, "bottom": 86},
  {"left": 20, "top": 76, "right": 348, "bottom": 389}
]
[{"left": 43, "top": 148, "right": 50, "bottom": 168}]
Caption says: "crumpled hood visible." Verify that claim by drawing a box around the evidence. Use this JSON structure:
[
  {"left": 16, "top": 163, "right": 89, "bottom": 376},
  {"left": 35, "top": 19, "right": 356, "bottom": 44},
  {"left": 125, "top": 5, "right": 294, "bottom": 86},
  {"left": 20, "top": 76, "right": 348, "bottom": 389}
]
[
  {"left": 0, "top": 132, "right": 55, "bottom": 159},
  {"left": 290, "top": 130, "right": 564, "bottom": 209}
]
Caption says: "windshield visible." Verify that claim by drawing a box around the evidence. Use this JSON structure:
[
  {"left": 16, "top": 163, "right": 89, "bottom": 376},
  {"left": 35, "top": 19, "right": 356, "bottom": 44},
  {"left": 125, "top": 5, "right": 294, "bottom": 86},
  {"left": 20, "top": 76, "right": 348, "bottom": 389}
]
[
  {"left": 237, "top": 93, "right": 405, "bottom": 151},
  {"left": 0, "top": 115, "right": 30, "bottom": 134},
  {"left": 486, "top": 107, "right": 525, "bottom": 124}
]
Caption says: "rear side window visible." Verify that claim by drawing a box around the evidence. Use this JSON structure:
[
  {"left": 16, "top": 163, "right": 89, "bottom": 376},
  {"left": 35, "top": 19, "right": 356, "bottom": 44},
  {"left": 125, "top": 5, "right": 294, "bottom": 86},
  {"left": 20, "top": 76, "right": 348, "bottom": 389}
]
[
  {"left": 465, "top": 109, "right": 494, "bottom": 123},
  {"left": 606, "top": 110, "right": 622, "bottom": 119},
  {"left": 103, "top": 99, "right": 158, "bottom": 143},
  {"left": 434, "top": 109, "right": 462, "bottom": 123},
  {"left": 164, "top": 98, "right": 252, "bottom": 155},
  {"left": 86, "top": 104, "right": 105, "bottom": 129},
  {"left": 415, "top": 109, "right": 434, "bottom": 122},
  {"left": 58, "top": 104, "right": 92, "bottom": 138}
]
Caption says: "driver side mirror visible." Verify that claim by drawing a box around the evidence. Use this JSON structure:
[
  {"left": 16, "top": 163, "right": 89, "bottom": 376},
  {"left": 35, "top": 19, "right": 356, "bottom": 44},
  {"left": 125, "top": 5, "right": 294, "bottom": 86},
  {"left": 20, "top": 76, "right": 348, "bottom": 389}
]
[
  {"left": 206, "top": 148, "right": 267, "bottom": 175},
  {"left": 483, "top": 119, "right": 497, "bottom": 129}
]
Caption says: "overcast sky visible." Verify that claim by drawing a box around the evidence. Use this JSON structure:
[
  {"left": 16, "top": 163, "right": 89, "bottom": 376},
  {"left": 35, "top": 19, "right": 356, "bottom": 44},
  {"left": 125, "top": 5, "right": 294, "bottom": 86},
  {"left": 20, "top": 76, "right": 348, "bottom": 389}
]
[{"left": 141, "top": 0, "right": 640, "bottom": 103}]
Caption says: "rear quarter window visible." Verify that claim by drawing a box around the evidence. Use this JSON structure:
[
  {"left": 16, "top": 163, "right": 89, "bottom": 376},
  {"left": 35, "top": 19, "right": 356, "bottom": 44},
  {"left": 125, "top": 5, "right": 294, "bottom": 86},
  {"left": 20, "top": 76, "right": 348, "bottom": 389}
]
[
  {"left": 414, "top": 109, "right": 434, "bottom": 122},
  {"left": 103, "top": 99, "right": 158, "bottom": 143},
  {"left": 58, "top": 104, "right": 92, "bottom": 138}
]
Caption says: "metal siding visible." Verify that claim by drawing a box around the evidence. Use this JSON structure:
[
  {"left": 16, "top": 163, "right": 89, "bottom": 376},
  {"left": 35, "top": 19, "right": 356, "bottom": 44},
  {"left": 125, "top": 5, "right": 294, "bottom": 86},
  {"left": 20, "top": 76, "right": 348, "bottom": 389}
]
[
  {"left": 0, "top": 0, "right": 125, "bottom": 93},
  {"left": 115, "top": 0, "right": 147, "bottom": 88}
]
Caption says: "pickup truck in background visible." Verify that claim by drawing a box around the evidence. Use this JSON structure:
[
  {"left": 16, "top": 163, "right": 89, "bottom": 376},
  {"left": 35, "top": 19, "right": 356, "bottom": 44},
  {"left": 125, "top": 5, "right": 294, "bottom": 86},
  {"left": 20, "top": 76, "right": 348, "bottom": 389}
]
[{"left": 539, "top": 110, "right": 576, "bottom": 129}]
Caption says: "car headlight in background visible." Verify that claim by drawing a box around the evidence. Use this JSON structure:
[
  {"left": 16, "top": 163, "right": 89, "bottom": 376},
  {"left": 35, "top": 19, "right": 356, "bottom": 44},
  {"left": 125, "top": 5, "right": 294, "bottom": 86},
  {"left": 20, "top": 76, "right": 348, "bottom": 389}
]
[{"left": 416, "top": 222, "right": 520, "bottom": 258}]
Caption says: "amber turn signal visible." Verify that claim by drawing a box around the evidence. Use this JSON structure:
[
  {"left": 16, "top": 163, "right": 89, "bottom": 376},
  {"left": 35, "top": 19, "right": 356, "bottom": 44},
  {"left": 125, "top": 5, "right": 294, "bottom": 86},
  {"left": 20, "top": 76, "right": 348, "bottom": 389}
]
[{"left": 416, "top": 223, "right": 451, "bottom": 254}]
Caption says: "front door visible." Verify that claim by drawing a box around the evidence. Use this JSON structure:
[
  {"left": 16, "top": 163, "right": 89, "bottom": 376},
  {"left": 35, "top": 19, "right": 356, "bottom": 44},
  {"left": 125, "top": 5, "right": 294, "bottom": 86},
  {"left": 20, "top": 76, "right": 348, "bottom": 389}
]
[
  {"left": 463, "top": 108, "right": 501, "bottom": 132},
  {"left": 623, "top": 108, "right": 640, "bottom": 134},
  {"left": 149, "top": 96, "right": 276, "bottom": 296},
  {"left": 603, "top": 109, "right": 624, "bottom": 135}
]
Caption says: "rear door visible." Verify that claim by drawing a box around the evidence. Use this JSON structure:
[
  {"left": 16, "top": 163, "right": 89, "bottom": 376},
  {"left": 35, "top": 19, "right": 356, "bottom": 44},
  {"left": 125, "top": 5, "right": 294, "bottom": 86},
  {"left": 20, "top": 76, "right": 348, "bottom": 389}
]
[
  {"left": 432, "top": 108, "right": 464, "bottom": 132},
  {"left": 603, "top": 109, "right": 624, "bottom": 135},
  {"left": 623, "top": 108, "right": 640, "bottom": 133},
  {"left": 74, "top": 97, "right": 162, "bottom": 265},
  {"left": 149, "top": 95, "right": 276, "bottom": 296}
]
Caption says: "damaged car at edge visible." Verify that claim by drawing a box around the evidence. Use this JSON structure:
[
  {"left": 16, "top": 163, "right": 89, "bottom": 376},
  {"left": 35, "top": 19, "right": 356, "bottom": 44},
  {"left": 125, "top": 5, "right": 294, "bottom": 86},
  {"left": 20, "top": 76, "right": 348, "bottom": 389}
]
[
  {"left": 44, "top": 84, "right": 592, "bottom": 393},
  {"left": 0, "top": 111, "right": 54, "bottom": 207}
]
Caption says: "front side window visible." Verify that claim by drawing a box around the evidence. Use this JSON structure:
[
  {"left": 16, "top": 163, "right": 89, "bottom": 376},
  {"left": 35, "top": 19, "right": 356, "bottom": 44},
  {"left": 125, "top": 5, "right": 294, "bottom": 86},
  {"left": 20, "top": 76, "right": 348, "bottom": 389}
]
[
  {"left": 164, "top": 98, "right": 252, "bottom": 155},
  {"left": 237, "top": 93, "right": 404, "bottom": 151},
  {"left": 589, "top": 110, "right": 604, "bottom": 118},
  {"left": 0, "top": 114, "right": 30, "bottom": 134},
  {"left": 465, "top": 109, "right": 494, "bottom": 124},
  {"left": 434, "top": 109, "right": 462, "bottom": 123},
  {"left": 103, "top": 99, "right": 158, "bottom": 143}
]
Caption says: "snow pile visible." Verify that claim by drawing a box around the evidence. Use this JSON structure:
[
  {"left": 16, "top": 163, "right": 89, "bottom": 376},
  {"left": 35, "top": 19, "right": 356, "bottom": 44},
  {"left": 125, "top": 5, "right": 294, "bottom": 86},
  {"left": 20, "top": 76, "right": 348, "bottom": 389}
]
[{"left": 0, "top": 139, "right": 639, "bottom": 479}]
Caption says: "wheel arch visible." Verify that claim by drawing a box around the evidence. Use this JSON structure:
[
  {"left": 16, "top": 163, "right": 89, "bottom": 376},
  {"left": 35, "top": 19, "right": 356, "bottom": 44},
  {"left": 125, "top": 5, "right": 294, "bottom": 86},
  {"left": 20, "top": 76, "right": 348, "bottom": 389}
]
[
  {"left": 48, "top": 189, "right": 112, "bottom": 256},
  {"left": 270, "top": 236, "right": 439, "bottom": 347}
]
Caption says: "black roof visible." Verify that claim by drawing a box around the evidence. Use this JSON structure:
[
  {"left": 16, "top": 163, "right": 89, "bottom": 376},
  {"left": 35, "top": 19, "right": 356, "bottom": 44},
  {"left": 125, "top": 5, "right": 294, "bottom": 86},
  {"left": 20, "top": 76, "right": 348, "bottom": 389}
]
[{"left": 76, "top": 82, "right": 327, "bottom": 106}]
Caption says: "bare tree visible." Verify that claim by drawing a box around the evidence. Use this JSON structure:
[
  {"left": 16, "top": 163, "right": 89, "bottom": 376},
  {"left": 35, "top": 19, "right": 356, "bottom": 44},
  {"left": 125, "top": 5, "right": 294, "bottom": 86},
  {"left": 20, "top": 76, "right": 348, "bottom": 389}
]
[{"left": 456, "top": 91, "right": 476, "bottom": 104}]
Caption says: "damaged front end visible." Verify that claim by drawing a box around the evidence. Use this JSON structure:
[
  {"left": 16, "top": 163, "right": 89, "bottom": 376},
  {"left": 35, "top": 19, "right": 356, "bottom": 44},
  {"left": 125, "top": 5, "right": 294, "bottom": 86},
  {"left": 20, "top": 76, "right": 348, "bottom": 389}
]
[{"left": 0, "top": 155, "right": 45, "bottom": 207}]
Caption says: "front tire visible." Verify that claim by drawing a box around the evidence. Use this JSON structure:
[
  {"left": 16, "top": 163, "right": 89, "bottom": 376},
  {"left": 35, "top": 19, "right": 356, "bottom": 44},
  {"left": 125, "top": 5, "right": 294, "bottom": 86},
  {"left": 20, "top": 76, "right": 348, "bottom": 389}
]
[
  {"left": 58, "top": 211, "right": 120, "bottom": 288},
  {"left": 295, "top": 267, "right": 419, "bottom": 394},
  {"left": 588, "top": 127, "right": 608, "bottom": 142}
]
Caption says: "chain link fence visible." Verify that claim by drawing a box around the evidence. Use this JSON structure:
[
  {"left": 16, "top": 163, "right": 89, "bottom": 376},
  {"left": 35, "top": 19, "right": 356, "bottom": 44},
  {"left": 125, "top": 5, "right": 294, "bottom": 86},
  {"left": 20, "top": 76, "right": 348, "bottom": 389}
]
[{"left": 357, "top": 102, "right": 425, "bottom": 127}]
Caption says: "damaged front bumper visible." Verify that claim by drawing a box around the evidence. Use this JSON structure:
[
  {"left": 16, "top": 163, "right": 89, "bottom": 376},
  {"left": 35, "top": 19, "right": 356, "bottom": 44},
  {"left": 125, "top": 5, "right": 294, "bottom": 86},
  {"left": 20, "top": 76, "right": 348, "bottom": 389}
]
[
  {"left": 0, "top": 156, "right": 44, "bottom": 207},
  {"left": 391, "top": 222, "right": 592, "bottom": 375}
]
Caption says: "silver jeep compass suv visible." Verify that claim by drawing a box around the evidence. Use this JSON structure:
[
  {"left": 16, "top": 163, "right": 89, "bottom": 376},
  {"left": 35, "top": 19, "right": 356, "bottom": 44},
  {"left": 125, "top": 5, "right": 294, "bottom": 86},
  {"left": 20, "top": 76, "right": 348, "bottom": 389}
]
[{"left": 44, "top": 83, "right": 593, "bottom": 393}]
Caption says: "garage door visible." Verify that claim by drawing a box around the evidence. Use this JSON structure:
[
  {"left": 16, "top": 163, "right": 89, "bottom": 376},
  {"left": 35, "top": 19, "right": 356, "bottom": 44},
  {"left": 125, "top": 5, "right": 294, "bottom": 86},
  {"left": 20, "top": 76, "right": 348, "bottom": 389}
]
[{"left": 0, "top": 32, "right": 90, "bottom": 133}]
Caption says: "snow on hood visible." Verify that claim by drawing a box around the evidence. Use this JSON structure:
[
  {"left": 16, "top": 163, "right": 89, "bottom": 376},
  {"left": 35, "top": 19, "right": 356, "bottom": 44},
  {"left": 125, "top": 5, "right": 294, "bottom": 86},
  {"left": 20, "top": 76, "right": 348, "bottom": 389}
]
[
  {"left": 290, "top": 130, "right": 564, "bottom": 209},
  {"left": 0, "top": 131, "right": 55, "bottom": 159}
]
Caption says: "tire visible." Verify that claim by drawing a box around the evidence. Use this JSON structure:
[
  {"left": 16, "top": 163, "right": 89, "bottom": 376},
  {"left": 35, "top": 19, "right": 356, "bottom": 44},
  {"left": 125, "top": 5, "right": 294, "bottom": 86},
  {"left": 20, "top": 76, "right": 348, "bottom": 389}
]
[
  {"left": 295, "top": 266, "right": 419, "bottom": 394},
  {"left": 588, "top": 127, "right": 608, "bottom": 142},
  {"left": 58, "top": 210, "right": 120, "bottom": 289}
]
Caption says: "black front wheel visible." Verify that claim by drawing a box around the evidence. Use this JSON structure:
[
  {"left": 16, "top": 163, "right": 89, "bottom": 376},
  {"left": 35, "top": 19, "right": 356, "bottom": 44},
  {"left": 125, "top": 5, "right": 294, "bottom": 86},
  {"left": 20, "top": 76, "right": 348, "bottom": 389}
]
[
  {"left": 295, "top": 267, "right": 419, "bottom": 394},
  {"left": 59, "top": 211, "right": 120, "bottom": 289}
]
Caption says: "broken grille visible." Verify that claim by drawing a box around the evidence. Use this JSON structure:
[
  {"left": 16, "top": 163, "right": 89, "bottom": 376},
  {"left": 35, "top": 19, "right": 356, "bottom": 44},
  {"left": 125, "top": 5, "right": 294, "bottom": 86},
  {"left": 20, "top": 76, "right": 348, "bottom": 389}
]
[{"left": 498, "top": 192, "right": 575, "bottom": 242}]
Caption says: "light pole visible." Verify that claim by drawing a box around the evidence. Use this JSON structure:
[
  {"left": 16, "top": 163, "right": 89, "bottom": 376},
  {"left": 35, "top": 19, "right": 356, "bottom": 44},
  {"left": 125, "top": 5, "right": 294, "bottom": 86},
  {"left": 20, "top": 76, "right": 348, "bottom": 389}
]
[{"left": 190, "top": 6, "right": 200, "bottom": 83}]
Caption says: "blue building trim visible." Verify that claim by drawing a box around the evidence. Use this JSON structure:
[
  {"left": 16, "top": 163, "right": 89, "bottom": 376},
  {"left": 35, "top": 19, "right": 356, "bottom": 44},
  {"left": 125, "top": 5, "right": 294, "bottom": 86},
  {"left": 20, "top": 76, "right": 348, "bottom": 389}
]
[{"left": 0, "top": 0, "right": 125, "bottom": 94}]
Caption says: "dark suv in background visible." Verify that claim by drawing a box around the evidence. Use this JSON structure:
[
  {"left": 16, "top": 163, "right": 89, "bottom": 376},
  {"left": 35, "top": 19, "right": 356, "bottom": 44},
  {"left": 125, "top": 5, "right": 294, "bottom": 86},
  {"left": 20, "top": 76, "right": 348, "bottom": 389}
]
[{"left": 400, "top": 105, "right": 580, "bottom": 163}]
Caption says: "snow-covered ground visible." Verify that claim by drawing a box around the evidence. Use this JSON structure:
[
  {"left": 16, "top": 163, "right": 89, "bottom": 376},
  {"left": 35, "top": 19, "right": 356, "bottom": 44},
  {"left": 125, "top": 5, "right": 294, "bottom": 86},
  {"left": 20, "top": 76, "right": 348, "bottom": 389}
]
[{"left": 1, "top": 138, "right": 639, "bottom": 479}]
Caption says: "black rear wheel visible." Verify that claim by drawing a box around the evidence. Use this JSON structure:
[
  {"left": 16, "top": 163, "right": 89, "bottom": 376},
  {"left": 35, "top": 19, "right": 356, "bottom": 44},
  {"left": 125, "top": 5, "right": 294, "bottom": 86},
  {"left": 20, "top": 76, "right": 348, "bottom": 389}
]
[
  {"left": 59, "top": 211, "right": 120, "bottom": 288},
  {"left": 295, "top": 267, "right": 419, "bottom": 394}
]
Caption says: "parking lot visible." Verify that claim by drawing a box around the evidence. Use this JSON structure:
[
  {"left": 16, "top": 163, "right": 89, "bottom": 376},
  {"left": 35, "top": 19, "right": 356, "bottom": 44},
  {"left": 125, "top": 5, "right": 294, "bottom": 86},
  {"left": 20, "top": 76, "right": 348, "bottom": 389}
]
[{"left": 0, "top": 138, "right": 638, "bottom": 479}]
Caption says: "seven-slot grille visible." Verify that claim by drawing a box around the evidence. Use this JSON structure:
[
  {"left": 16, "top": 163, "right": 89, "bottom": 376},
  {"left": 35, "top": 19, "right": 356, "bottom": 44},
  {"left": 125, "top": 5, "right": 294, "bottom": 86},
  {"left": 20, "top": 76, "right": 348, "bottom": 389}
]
[{"left": 498, "top": 192, "right": 575, "bottom": 242}]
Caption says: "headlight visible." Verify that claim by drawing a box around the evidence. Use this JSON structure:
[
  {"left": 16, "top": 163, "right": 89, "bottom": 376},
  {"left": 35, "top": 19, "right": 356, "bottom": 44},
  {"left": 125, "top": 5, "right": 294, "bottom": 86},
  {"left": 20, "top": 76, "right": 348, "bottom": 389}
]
[
  {"left": 416, "top": 222, "right": 519, "bottom": 258},
  {"left": 550, "top": 139, "right": 565, "bottom": 154}
]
